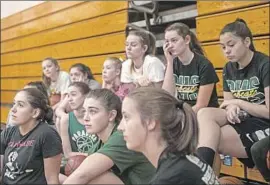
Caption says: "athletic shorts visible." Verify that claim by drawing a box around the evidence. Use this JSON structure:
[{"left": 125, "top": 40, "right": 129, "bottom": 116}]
[{"left": 230, "top": 116, "right": 269, "bottom": 168}]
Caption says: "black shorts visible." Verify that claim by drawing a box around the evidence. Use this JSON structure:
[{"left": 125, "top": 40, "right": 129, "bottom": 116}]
[{"left": 230, "top": 116, "right": 269, "bottom": 168}]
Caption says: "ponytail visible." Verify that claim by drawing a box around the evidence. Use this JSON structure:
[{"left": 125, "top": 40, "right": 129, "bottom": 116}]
[
  {"left": 163, "top": 101, "right": 198, "bottom": 155},
  {"left": 43, "top": 107, "right": 54, "bottom": 125},
  {"left": 189, "top": 31, "right": 205, "bottom": 56},
  {"left": 220, "top": 18, "right": 256, "bottom": 52},
  {"left": 127, "top": 87, "right": 199, "bottom": 155}
]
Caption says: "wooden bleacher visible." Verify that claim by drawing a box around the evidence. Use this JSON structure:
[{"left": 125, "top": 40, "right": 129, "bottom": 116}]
[{"left": 0, "top": 1, "right": 269, "bottom": 184}]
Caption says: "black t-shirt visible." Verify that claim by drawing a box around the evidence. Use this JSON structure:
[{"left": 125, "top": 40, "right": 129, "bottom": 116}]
[
  {"left": 0, "top": 122, "right": 62, "bottom": 185},
  {"left": 223, "top": 51, "right": 269, "bottom": 104},
  {"left": 151, "top": 153, "right": 220, "bottom": 185},
  {"left": 173, "top": 53, "right": 219, "bottom": 107}
]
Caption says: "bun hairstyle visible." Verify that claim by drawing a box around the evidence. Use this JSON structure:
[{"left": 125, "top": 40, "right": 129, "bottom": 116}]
[
  {"left": 127, "top": 87, "right": 199, "bottom": 155},
  {"left": 20, "top": 88, "right": 54, "bottom": 125},
  {"left": 26, "top": 81, "right": 49, "bottom": 102},
  {"left": 220, "top": 18, "right": 256, "bottom": 51}
]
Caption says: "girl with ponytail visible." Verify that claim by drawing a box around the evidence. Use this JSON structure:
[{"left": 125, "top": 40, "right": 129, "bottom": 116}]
[
  {"left": 162, "top": 23, "right": 219, "bottom": 113},
  {"left": 121, "top": 30, "right": 165, "bottom": 88},
  {"left": 0, "top": 88, "right": 62, "bottom": 184},
  {"left": 197, "top": 18, "right": 269, "bottom": 176},
  {"left": 118, "top": 87, "right": 219, "bottom": 184}
]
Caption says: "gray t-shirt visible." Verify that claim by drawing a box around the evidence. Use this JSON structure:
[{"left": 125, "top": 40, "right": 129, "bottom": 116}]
[{"left": 0, "top": 122, "right": 62, "bottom": 185}]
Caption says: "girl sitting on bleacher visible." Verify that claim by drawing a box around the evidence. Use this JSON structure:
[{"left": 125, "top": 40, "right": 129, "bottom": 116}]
[
  {"left": 42, "top": 57, "right": 70, "bottom": 107},
  {"left": 58, "top": 82, "right": 98, "bottom": 182},
  {"left": 102, "top": 57, "right": 134, "bottom": 100},
  {"left": 118, "top": 87, "right": 219, "bottom": 184},
  {"left": 69, "top": 63, "right": 101, "bottom": 90},
  {"left": 162, "top": 22, "right": 219, "bottom": 113},
  {"left": 121, "top": 30, "right": 165, "bottom": 88},
  {"left": 0, "top": 88, "right": 62, "bottom": 184},
  {"left": 196, "top": 19, "right": 269, "bottom": 171},
  {"left": 55, "top": 63, "right": 101, "bottom": 131},
  {"left": 6, "top": 81, "right": 49, "bottom": 128},
  {"left": 59, "top": 82, "right": 98, "bottom": 157}
]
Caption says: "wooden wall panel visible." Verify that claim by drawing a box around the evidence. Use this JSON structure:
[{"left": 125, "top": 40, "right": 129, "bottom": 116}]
[
  {"left": 197, "top": 1, "right": 267, "bottom": 16},
  {"left": 1, "top": 32, "right": 125, "bottom": 66},
  {"left": 1, "top": 106, "right": 10, "bottom": 124},
  {"left": 197, "top": 4, "right": 269, "bottom": 42},
  {"left": 1, "top": 1, "right": 84, "bottom": 30},
  {"left": 1, "top": 11, "right": 127, "bottom": 53},
  {"left": 1, "top": 77, "right": 42, "bottom": 91},
  {"left": 1, "top": 91, "right": 17, "bottom": 104},
  {"left": 1, "top": 1, "right": 127, "bottom": 42}
]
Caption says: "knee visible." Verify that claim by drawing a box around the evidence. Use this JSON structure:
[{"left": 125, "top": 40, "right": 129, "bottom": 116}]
[{"left": 197, "top": 108, "right": 212, "bottom": 121}]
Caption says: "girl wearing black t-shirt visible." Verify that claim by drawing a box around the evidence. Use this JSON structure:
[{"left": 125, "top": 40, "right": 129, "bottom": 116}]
[
  {"left": 118, "top": 87, "right": 219, "bottom": 184},
  {"left": 197, "top": 19, "right": 269, "bottom": 171},
  {"left": 162, "top": 23, "right": 219, "bottom": 113},
  {"left": 0, "top": 88, "right": 62, "bottom": 185}
]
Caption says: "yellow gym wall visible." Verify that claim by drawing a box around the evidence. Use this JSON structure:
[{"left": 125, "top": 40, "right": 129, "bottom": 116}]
[{"left": 1, "top": 1, "right": 128, "bottom": 124}]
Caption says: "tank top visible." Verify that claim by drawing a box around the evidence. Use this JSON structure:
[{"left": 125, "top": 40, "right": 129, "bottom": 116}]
[{"left": 68, "top": 112, "right": 98, "bottom": 154}]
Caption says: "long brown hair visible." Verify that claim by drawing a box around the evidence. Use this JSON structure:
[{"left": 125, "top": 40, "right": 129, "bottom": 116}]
[
  {"left": 165, "top": 22, "right": 204, "bottom": 56},
  {"left": 127, "top": 87, "right": 199, "bottom": 155}
]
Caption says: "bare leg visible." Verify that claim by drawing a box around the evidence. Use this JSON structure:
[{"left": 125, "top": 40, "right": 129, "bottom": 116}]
[
  {"left": 218, "top": 125, "right": 248, "bottom": 158},
  {"left": 88, "top": 171, "right": 124, "bottom": 184},
  {"left": 197, "top": 108, "right": 229, "bottom": 151}
]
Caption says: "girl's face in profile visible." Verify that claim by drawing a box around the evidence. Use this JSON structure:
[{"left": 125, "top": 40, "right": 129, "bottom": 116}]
[
  {"left": 118, "top": 97, "right": 147, "bottom": 152},
  {"left": 102, "top": 60, "right": 120, "bottom": 83},
  {"left": 11, "top": 91, "right": 37, "bottom": 126}
]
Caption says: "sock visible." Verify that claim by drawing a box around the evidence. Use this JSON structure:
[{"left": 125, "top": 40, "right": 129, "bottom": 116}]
[{"left": 197, "top": 147, "right": 215, "bottom": 166}]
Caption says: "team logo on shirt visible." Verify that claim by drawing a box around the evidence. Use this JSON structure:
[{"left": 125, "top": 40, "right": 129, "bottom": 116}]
[
  {"left": 174, "top": 75, "right": 199, "bottom": 101},
  {"left": 4, "top": 151, "right": 33, "bottom": 180},
  {"left": 72, "top": 130, "right": 98, "bottom": 153},
  {"left": 226, "top": 76, "right": 265, "bottom": 104}
]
